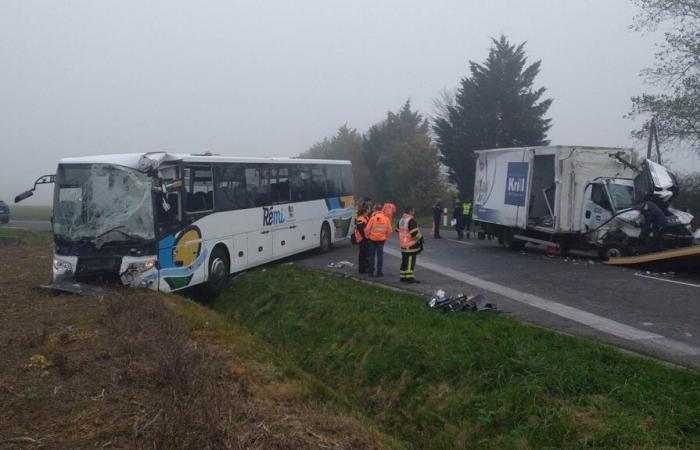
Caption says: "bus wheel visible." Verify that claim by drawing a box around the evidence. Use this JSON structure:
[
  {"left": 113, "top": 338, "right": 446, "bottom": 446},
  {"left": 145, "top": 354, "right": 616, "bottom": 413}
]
[
  {"left": 204, "top": 247, "right": 230, "bottom": 296},
  {"left": 320, "top": 223, "right": 332, "bottom": 253}
]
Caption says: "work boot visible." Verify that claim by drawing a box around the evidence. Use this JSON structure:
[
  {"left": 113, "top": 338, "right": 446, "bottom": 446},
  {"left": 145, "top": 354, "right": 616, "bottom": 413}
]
[
  {"left": 376, "top": 272, "right": 384, "bottom": 277},
  {"left": 406, "top": 278, "right": 420, "bottom": 284}
]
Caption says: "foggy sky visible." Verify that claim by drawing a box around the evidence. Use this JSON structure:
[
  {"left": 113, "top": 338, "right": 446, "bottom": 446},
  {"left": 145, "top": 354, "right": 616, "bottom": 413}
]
[{"left": 1, "top": 0, "right": 695, "bottom": 205}]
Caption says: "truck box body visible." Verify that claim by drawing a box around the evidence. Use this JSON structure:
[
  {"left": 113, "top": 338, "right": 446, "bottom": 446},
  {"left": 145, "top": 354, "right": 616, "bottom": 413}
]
[{"left": 473, "top": 146, "right": 635, "bottom": 234}]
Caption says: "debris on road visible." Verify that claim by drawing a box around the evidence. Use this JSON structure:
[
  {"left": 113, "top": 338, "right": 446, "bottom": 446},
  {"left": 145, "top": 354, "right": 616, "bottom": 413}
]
[
  {"left": 427, "top": 290, "right": 498, "bottom": 313},
  {"left": 40, "top": 282, "right": 108, "bottom": 296},
  {"left": 327, "top": 261, "right": 354, "bottom": 269}
]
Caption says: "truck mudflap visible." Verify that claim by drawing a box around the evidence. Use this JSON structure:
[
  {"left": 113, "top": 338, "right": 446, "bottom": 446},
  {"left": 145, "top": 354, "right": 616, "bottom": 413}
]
[{"left": 605, "top": 245, "right": 700, "bottom": 271}]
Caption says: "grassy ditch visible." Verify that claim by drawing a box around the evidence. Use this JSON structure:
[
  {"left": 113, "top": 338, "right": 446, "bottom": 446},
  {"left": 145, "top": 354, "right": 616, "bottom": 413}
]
[
  {"left": 0, "top": 232, "right": 399, "bottom": 449},
  {"left": 216, "top": 266, "right": 700, "bottom": 449}
]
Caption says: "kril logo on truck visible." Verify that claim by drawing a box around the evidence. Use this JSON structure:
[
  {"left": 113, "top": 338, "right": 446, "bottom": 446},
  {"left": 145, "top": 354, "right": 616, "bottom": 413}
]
[
  {"left": 504, "top": 162, "right": 528, "bottom": 207},
  {"left": 262, "top": 206, "right": 286, "bottom": 226}
]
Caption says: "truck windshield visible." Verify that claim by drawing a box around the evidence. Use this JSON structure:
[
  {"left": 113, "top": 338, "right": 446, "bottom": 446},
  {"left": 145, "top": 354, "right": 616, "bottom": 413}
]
[
  {"left": 54, "top": 164, "right": 154, "bottom": 243},
  {"left": 606, "top": 183, "right": 635, "bottom": 212}
]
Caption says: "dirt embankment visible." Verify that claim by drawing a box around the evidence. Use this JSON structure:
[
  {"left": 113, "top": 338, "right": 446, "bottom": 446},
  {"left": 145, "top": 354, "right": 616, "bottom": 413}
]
[{"left": 0, "top": 237, "right": 392, "bottom": 449}]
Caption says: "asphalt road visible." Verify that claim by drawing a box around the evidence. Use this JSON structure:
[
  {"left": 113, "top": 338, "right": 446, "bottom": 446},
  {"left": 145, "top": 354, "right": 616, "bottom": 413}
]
[
  {"left": 3, "top": 220, "right": 52, "bottom": 231},
  {"left": 298, "top": 229, "right": 700, "bottom": 369}
]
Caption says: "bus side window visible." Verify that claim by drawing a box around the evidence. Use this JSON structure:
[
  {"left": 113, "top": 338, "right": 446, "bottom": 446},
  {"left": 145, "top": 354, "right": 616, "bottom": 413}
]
[
  {"left": 311, "top": 167, "right": 327, "bottom": 200},
  {"left": 270, "top": 165, "right": 290, "bottom": 204},
  {"left": 184, "top": 165, "right": 214, "bottom": 213},
  {"left": 340, "top": 165, "right": 353, "bottom": 196},
  {"left": 214, "top": 164, "right": 246, "bottom": 211},
  {"left": 290, "top": 166, "right": 311, "bottom": 202}
]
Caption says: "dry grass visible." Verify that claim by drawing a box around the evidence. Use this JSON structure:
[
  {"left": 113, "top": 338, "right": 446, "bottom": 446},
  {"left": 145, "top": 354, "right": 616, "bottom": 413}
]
[{"left": 0, "top": 233, "right": 396, "bottom": 450}]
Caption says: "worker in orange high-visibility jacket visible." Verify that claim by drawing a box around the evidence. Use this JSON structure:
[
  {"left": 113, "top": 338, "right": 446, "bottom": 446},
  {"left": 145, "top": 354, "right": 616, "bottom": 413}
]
[
  {"left": 364, "top": 203, "right": 393, "bottom": 277},
  {"left": 396, "top": 206, "right": 423, "bottom": 283},
  {"left": 354, "top": 207, "right": 370, "bottom": 274}
]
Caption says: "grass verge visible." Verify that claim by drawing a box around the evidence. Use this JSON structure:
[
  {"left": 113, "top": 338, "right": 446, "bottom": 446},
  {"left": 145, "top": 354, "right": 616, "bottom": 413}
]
[
  {"left": 0, "top": 237, "right": 399, "bottom": 449},
  {"left": 8, "top": 205, "right": 52, "bottom": 221},
  {"left": 215, "top": 266, "right": 700, "bottom": 449}
]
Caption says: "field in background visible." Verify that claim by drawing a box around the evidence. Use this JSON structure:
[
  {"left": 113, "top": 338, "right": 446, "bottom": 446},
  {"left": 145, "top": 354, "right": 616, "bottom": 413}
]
[
  {"left": 8, "top": 205, "right": 52, "bottom": 221},
  {"left": 217, "top": 266, "right": 700, "bottom": 449}
]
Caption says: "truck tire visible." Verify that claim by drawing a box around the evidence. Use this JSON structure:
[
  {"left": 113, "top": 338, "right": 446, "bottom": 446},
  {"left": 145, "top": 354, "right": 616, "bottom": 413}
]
[
  {"left": 500, "top": 228, "right": 526, "bottom": 251},
  {"left": 599, "top": 244, "right": 628, "bottom": 261}
]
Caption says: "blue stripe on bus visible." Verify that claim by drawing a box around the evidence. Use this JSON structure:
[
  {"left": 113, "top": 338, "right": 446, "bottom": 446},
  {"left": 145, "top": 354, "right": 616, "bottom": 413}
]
[{"left": 158, "top": 235, "right": 176, "bottom": 268}]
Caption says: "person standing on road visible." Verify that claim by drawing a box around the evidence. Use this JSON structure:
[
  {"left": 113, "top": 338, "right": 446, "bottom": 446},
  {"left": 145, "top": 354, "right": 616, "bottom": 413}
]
[
  {"left": 452, "top": 200, "right": 464, "bottom": 240},
  {"left": 397, "top": 206, "right": 423, "bottom": 283},
  {"left": 432, "top": 200, "right": 442, "bottom": 238},
  {"left": 462, "top": 200, "right": 472, "bottom": 239},
  {"left": 354, "top": 207, "right": 370, "bottom": 274},
  {"left": 364, "top": 203, "right": 392, "bottom": 277}
]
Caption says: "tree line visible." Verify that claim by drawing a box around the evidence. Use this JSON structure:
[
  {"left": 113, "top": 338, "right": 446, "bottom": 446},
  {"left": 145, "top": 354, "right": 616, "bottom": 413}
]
[
  {"left": 302, "top": 4, "right": 700, "bottom": 217},
  {"left": 300, "top": 35, "right": 552, "bottom": 214}
]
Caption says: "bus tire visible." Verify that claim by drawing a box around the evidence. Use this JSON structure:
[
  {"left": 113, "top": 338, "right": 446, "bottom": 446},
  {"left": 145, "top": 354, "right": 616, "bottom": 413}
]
[
  {"left": 319, "top": 222, "right": 332, "bottom": 253},
  {"left": 204, "top": 246, "right": 230, "bottom": 296}
]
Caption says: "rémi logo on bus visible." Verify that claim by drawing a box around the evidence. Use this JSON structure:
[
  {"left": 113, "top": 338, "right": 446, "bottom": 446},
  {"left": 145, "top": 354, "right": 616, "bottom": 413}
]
[{"left": 262, "top": 206, "right": 286, "bottom": 226}]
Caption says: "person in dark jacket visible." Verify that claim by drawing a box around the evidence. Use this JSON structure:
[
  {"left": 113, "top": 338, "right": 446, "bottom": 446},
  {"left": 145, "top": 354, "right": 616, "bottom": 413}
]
[
  {"left": 636, "top": 199, "right": 668, "bottom": 251},
  {"left": 432, "top": 200, "right": 442, "bottom": 238},
  {"left": 354, "top": 207, "right": 370, "bottom": 273},
  {"left": 452, "top": 200, "right": 464, "bottom": 239}
]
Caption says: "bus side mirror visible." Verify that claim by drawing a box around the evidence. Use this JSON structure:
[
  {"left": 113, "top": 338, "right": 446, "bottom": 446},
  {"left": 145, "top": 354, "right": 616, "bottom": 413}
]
[{"left": 15, "top": 190, "right": 34, "bottom": 203}]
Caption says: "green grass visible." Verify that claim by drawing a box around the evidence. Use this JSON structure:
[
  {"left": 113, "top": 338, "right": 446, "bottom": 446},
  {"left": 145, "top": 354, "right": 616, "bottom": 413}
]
[
  {"left": 215, "top": 266, "right": 700, "bottom": 449},
  {"left": 0, "top": 227, "right": 51, "bottom": 245},
  {"left": 9, "top": 205, "right": 52, "bottom": 221}
]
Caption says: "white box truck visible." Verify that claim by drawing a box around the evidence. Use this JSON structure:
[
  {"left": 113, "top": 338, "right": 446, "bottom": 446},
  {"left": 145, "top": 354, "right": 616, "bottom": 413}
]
[{"left": 472, "top": 145, "right": 694, "bottom": 259}]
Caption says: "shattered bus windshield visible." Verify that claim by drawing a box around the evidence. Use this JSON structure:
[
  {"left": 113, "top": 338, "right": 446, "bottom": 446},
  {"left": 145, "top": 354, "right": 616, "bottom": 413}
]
[{"left": 54, "top": 164, "right": 154, "bottom": 243}]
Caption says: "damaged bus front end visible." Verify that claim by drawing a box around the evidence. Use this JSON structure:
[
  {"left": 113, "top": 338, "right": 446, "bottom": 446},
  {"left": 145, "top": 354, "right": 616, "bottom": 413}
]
[{"left": 51, "top": 158, "right": 161, "bottom": 289}]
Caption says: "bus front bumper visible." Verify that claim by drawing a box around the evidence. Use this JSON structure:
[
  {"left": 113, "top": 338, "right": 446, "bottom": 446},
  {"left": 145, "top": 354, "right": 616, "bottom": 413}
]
[{"left": 52, "top": 254, "right": 160, "bottom": 290}]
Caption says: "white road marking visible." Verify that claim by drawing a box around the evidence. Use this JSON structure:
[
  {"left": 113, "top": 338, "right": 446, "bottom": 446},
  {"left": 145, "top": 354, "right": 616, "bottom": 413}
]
[
  {"left": 447, "top": 239, "right": 473, "bottom": 246},
  {"left": 634, "top": 273, "right": 700, "bottom": 289},
  {"left": 384, "top": 247, "right": 700, "bottom": 357}
]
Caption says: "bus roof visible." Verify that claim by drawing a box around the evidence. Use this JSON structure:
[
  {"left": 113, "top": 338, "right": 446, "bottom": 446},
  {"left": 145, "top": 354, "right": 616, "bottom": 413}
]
[{"left": 58, "top": 152, "right": 352, "bottom": 168}]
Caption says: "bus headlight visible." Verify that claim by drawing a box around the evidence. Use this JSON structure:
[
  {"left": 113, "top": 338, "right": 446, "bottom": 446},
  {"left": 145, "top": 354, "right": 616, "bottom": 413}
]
[
  {"left": 53, "top": 257, "right": 73, "bottom": 272},
  {"left": 127, "top": 259, "right": 157, "bottom": 272}
]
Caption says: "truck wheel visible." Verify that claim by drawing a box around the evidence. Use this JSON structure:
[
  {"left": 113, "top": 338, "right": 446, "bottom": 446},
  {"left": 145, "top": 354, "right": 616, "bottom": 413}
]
[
  {"left": 203, "top": 247, "right": 230, "bottom": 297},
  {"left": 600, "top": 244, "right": 628, "bottom": 261},
  {"left": 500, "top": 228, "right": 526, "bottom": 251},
  {"left": 319, "top": 223, "right": 332, "bottom": 253}
]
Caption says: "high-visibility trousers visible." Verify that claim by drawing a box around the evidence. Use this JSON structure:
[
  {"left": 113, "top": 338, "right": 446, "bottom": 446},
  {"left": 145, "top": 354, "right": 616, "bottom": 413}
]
[{"left": 400, "top": 251, "right": 417, "bottom": 280}]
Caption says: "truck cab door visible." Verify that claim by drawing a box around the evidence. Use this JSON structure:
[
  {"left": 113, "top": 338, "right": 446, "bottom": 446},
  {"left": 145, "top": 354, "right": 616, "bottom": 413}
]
[{"left": 582, "top": 183, "right": 613, "bottom": 232}]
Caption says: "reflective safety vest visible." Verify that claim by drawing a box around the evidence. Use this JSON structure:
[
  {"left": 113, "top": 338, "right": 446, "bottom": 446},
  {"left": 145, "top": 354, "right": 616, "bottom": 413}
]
[
  {"left": 462, "top": 202, "right": 472, "bottom": 215},
  {"left": 365, "top": 212, "right": 392, "bottom": 241},
  {"left": 354, "top": 215, "right": 368, "bottom": 243},
  {"left": 398, "top": 213, "right": 421, "bottom": 250}
]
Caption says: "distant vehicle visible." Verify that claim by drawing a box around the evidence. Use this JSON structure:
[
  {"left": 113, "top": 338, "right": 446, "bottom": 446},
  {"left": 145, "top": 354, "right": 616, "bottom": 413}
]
[
  {"left": 472, "top": 145, "right": 694, "bottom": 259},
  {"left": 0, "top": 200, "right": 10, "bottom": 224},
  {"left": 16, "top": 153, "right": 354, "bottom": 294}
]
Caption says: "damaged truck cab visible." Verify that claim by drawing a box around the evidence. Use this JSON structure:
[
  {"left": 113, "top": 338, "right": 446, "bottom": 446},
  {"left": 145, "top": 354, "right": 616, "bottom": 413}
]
[{"left": 473, "top": 146, "right": 695, "bottom": 259}]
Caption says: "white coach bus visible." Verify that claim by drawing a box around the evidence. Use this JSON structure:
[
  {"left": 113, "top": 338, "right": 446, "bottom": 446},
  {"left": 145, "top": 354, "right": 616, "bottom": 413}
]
[{"left": 16, "top": 152, "right": 354, "bottom": 294}]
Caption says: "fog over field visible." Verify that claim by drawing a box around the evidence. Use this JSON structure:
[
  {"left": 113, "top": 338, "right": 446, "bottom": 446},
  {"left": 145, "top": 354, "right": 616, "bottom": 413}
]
[{"left": 1, "top": 0, "right": 696, "bottom": 205}]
